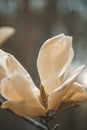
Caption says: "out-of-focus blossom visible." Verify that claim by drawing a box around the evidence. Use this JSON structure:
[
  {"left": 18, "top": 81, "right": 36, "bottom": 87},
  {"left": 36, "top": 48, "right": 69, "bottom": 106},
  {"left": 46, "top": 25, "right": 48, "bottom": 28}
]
[
  {"left": 0, "top": 34, "right": 87, "bottom": 117},
  {"left": 0, "top": 27, "right": 15, "bottom": 45}
]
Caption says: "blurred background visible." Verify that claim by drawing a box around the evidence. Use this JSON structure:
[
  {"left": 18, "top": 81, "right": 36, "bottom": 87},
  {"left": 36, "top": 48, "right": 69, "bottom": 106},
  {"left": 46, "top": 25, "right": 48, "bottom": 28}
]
[{"left": 0, "top": 0, "right": 87, "bottom": 130}]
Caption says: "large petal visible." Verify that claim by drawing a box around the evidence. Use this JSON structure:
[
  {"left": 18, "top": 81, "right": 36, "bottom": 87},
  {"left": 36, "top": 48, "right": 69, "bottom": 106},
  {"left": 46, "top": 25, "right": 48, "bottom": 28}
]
[
  {"left": 51, "top": 36, "right": 74, "bottom": 86},
  {"left": 0, "top": 27, "right": 15, "bottom": 45},
  {"left": 0, "top": 73, "right": 42, "bottom": 107},
  {"left": 37, "top": 34, "right": 74, "bottom": 94},
  {"left": 58, "top": 46, "right": 74, "bottom": 81},
  {"left": 48, "top": 65, "right": 84, "bottom": 110},
  {"left": 63, "top": 82, "right": 87, "bottom": 102},
  {"left": 0, "top": 49, "right": 31, "bottom": 80},
  {"left": 37, "top": 34, "right": 65, "bottom": 93},
  {"left": 1, "top": 100, "right": 47, "bottom": 117}
]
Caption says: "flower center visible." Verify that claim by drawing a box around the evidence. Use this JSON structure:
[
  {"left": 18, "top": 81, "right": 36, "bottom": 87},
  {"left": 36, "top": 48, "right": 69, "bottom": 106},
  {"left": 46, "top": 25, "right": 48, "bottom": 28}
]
[{"left": 39, "top": 84, "right": 48, "bottom": 109}]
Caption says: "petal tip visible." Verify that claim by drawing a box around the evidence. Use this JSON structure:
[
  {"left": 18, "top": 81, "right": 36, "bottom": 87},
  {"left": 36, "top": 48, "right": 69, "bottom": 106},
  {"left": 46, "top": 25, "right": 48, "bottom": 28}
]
[
  {"left": 0, "top": 26, "right": 15, "bottom": 45},
  {"left": 77, "top": 65, "right": 85, "bottom": 72},
  {"left": 65, "top": 36, "right": 72, "bottom": 42}
]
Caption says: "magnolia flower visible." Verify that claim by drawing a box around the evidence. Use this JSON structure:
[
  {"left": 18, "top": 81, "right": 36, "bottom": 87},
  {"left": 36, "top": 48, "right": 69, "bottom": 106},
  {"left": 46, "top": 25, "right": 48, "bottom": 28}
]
[
  {"left": 0, "top": 34, "right": 87, "bottom": 117},
  {"left": 0, "top": 27, "right": 15, "bottom": 45}
]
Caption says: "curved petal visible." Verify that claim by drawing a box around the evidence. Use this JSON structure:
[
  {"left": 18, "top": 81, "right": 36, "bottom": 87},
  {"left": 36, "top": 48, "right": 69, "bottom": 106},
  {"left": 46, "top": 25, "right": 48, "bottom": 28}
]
[
  {"left": 63, "top": 82, "right": 87, "bottom": 102},
  {"left": 37, "top": 34, "right": 74, "bottom": 93},
  {"left": 1, "top": 100, "right": 47, "bottom": 117},
  {"left": 48, "top": 65, "right": 84, "bottom": 110},
  {"left": 58, "top": 47, "right": 74, "bottom": 81},
  {"left": 37, "top": 34, "right": 64, "bottom": 94},
  {"left": 0, "top": 27, "right": 15, "bottom": 45},
  {"left": 0, "top": 49, "right": 34, "bottom": 83},
  {"left": 1, "top": 73, "right": 41, "bottom": 107},
  {"left": 51, "top": 36, "right": 74, "bottom": 87}
]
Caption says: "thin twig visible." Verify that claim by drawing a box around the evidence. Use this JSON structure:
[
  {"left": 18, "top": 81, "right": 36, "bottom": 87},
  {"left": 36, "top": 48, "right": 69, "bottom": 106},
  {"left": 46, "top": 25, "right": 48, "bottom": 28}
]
[
  {"left": 21, "top": 117, "right": 47, "bottom": 130},
  {"left": 40, "top": 110, "right": 60, "bottom": 130},
  {"left": 5, "top": 109, "right": 47, "bottom": 130}
]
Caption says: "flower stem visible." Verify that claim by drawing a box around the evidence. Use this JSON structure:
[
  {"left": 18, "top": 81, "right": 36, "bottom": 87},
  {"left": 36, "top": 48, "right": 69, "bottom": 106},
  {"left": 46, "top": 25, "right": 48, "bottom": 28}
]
[
  {"left": 20, "top": 117, "right": 47, "bottom": 130},
  {"left": 40, "top": 110, "right": 60, "bottom": 130},
  {"left": 5, "top": 109, "right": 47, "bottom": 130}
]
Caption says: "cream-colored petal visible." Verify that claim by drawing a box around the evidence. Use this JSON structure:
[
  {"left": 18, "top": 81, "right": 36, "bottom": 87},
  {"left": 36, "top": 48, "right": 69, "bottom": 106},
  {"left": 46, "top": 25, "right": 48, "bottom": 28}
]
[
  {"left": 37, "top": 34, "right": 65, "bottom": 92},
  {"left": 51, "top": 36, "right": 73, "bottom": 87},
  {"left": 0, "top": 49, "right": 34, "bottom": 83},
  {"left": 63, "top": 82, "right": 87, "bottom": 102},
  {"left": 48, "top": 65, "right": 84, "bottom": 110},
  {"left": 37, "top": 35, "right": 74, "bottom": 94},
  {"left": 0, "top": 27, "right": 15, "bottom": 45},
  {"left": 0, "top": 49, "right": 28, "bottom": 78},
  {"left": 1, "top": 100, "right": 47, "bottom": 117},
  {"left": 0, "top": 50, "right": 35, "bottom": 102},
  {"left": 1, "top": 73, "right": 41, "bottom": 107},
  {"left": 58, "top": 47, "right": 74, "bottom": 81}
]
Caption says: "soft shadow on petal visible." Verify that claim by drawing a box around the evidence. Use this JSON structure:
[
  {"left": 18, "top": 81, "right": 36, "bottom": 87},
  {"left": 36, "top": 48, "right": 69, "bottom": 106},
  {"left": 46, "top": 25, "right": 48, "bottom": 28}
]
[
  {"left": 0, "top": 50, "right": 10, "bottom": 79},
  {"left": 58, "top": 46, "right": 74, "bottom": 82},
  {"left": 50, "top": 36, "right": 73, "bottom": 90},
  {"left": 37, "top": 34, "right": 65, "bottom": 94},
  {"left": 38, "top": 35, "right": 74, "bottom": 93},
  {"left": 48, "top": 65, "right": 84, "bottom": 110},
  {"left": 0, "top": 49, "right": 29, "bottom": 77},
  {"left": 1, "top": 100, "right": 47, "bottom": 117},
  {"left": 63, "top": 82, "right": 87, "bottom": 102},
  {"left": 0, "top": 50, "right": 37, "bottom": 101},
  {"left": 0, "top": 49, "right": 35, "bottom": 89},
  {"left": 0, "top": 27, "right": 15, "bottom": 45},
  {"left": 1, "top": 73, "right": 41, "bottom": 107}
]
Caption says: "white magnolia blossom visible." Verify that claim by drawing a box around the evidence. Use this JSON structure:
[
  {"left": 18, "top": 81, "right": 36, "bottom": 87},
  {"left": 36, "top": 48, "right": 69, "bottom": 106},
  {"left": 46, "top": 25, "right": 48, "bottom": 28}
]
[
  {"left": 0, "top": 34, "right": 87, "bottom": 117},
  {"left": 0, "top": 27, "right": 15, "bottom": 45}
]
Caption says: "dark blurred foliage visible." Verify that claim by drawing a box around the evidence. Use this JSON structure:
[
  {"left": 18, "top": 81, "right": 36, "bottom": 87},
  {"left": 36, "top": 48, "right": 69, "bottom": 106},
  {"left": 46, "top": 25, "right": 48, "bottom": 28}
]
[{"left": 0, "top": 0, "right": 87, "bottom": 130}]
